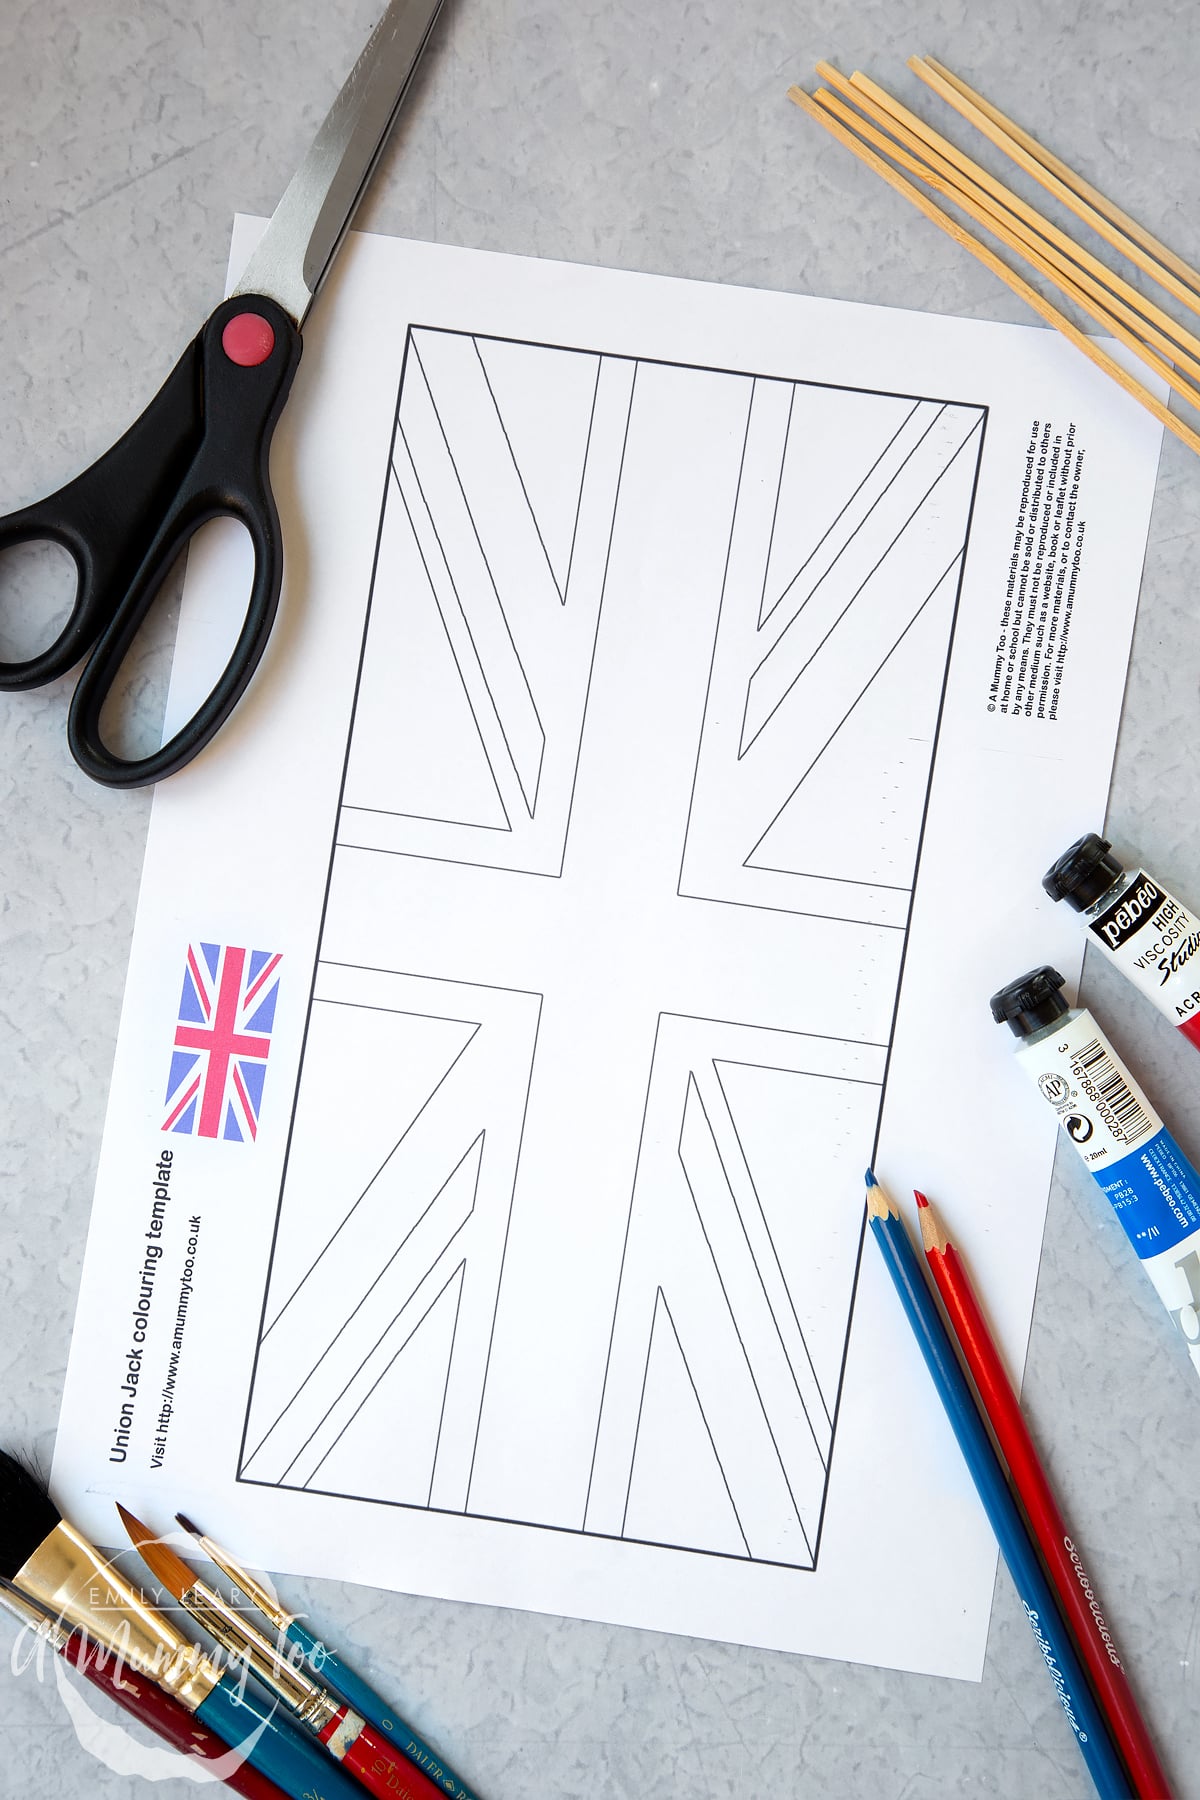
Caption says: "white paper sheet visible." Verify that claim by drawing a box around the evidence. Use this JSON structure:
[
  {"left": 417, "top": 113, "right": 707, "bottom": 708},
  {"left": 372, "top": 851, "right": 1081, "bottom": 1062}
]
[{"left": 51, "top": 220, "right": 1163, "bottom": 1678}]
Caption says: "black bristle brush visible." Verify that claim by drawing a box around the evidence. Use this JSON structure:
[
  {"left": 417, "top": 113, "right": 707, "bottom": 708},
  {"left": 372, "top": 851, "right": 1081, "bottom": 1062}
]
[{"left": 0, "top": 1449, "right": 60, "bottom": 1577}]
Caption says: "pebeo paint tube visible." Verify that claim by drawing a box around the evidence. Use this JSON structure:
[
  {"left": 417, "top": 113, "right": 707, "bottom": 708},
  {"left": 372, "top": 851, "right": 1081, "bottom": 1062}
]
[
  {"left": 1043, "top": 833, "right": 1200, "bottom": 1049},
  {"left": 991, "top": 965, "right": 1200, "bottom": 1381}
]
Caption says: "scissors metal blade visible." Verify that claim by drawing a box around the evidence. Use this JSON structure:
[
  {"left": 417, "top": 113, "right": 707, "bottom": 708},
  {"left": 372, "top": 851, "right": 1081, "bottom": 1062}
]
[{"left": 231, "top": 0, "right": 446, "bottom": 325}]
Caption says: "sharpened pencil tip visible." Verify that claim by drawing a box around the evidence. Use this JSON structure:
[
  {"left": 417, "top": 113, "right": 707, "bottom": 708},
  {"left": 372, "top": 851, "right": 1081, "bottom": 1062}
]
[
  {"left": 917, "top": 1194, "right": 950, "bottom": 1254},
  {"left": 914, "top": 1190, "right": 929, "bottom": 1208},
  {"left": 865, "top": 1170, "right": 900, "bottom": 1220}
]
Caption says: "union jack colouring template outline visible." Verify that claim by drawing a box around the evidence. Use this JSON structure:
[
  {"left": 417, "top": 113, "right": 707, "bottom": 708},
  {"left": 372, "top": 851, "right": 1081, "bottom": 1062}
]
[{"left": 237, "top": 323, "right": 986, "bottom": 1573}]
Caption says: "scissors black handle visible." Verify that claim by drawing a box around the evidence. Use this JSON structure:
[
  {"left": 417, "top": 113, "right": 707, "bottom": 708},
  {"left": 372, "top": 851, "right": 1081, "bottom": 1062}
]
[{"left": 0, "top": 293, "right": 301, "bottom": 788}]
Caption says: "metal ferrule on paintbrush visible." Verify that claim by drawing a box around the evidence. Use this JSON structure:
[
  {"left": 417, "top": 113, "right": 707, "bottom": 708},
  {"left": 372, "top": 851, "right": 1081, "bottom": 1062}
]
[
  {"left": 0, "top": 1574, "right": 205, "bottom": 1696},
  {"left": 10, "top": 1512, "right": 225, "bottom": 1708},
  {"left": 168, "top": 1567, "right": 341, "bottom": 1732},
  {"left": 176, "top": 1520, "right": 291, "bottom": 1632}
]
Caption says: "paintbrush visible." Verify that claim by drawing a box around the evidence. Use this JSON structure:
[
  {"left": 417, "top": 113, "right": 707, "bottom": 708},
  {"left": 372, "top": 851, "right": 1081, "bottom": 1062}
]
[
  {"left": 0, "top": 1450, "right": 367, "bottom": 1800},
  {"left": 177, "top": 1511, "right": 477, "bottom": 1799},
  {"left": 119, "top": 1506, "right": 455, "bottom": 1800},
  {"left": 0, "top": 1579, "right": 288, "bottom": 1798}
]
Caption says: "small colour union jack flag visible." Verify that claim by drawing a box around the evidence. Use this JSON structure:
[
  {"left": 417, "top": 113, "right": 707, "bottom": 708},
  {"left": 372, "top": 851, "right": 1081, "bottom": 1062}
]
[{"left": 163, "top": 943, "right": 281, "bottom": 1142}]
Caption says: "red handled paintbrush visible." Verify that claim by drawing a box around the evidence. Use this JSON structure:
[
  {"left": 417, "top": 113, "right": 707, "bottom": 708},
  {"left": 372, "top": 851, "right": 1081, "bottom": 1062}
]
[{"left": 0, "top": 1580, "right": 288, "bottom": 1799}]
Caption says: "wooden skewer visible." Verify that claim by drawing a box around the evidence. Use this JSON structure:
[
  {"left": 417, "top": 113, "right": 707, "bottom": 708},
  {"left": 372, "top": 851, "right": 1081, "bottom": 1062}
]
[
  {"left": 921, "top": 55, "right": 1200, "bottom": 305},
  {"left": 909, "top": 54, "right": 1200, "bottom": 320},
  {"left": 812, "top": 85, "right": 1200, "bottom": 415},
  {"left": 812, "top": 62, "right": 1200, "bottom": 387},
  {"left": 834, "top": 63, "right": 1200, "bottom": 374},
  {"left": 809, "top": 84, "right": 1200, "bottom": 417},
  {"left": 786, "top": 84, "right": 1200, "bottom": 460}
]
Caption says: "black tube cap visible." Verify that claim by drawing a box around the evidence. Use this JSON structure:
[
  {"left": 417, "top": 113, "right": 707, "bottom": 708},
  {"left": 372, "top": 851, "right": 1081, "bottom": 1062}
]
[
  {"left": 990, "top": 965, "right": 1070, "bottom": 1038},
  {"left": 1043, "top": 833, "right": 1124, "bottom": 910}
]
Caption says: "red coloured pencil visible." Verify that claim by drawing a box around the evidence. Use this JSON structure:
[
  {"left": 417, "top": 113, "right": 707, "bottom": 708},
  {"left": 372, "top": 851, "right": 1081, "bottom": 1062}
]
[{"left": 915, "top": 1190, "right": 1173, "bottom": 1800}]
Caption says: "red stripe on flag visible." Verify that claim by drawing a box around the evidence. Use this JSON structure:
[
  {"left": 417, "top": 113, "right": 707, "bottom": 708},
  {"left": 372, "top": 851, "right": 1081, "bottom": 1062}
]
[
  {"left": 243, "top": 952, "right": 282, "bottom": 1010},
  {"left": 163, "top": 1073, "right": 201, "bottom": 1133},
  {"left": 231, "top": 1063, "right": 258, "bottom": 1141},
  {"left": 186, "top": 946, "right": 213, "bottom": 1021}
]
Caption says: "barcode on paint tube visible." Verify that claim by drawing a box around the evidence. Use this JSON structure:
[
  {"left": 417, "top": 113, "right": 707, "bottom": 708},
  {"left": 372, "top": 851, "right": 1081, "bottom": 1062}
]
[{"left": 1073, "top": 1037, "right": 1154, "bottom": 1142}]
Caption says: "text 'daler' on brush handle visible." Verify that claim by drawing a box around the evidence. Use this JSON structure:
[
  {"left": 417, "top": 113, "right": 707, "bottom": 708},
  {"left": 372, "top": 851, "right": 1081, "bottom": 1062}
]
[
  {"left": 288, "top": 1617, "right": 479, "bottom": 1800},
  {"left": 318, "top": 1705, "right": 456, "bottom": 1800}
]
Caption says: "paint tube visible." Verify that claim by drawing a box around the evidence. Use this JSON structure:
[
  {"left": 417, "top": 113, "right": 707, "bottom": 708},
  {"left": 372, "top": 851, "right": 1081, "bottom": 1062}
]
[
  {"left": 1043, "top": 833, "right": 1200, "bottom": 1049},
  {"left": 991, "top": 965, "right": 1200, "bottom": 1379}
]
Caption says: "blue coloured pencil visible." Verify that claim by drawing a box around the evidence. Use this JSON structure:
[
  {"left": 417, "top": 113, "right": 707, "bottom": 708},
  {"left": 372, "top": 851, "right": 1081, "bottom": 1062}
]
[{"left": 864, "top": 1170, "right": 1134, "bottom": 1800}]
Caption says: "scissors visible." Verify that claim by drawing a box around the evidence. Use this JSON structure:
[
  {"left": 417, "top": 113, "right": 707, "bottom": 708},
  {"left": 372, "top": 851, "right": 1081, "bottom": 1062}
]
[{"left": 0, "top": 0, "right": 446, "bottom": 788}]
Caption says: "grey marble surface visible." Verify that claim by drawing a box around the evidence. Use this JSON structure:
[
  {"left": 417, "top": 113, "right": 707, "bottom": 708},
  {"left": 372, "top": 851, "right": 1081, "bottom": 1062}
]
[{"left": 2, "top": 0, "right": 1200, "bottom": 1795}]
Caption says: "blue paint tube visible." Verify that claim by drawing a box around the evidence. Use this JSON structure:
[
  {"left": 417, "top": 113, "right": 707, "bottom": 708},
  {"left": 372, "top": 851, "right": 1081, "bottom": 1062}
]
[{"left": 991, "top": 965, "right": 1200, "bottom": 1380}]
